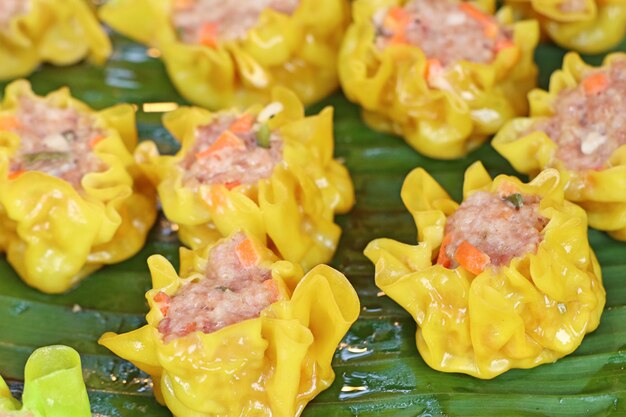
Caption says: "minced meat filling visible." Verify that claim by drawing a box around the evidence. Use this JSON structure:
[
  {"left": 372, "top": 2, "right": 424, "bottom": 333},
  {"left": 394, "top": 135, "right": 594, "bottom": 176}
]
[
  {"left": 530, "top": 60, "right": 626, "bottom": 171},
  {"left": 0, "top": 0, "right": 29, "bottom": 28},
  {"left": 173, "top": 0, "right": 299, "bottom": 44},
  {"left": 559, "top": 0, "right": 588, "bottom": 13},
  {"left": 7, "top": 96, "right": 105, "bottom": 188},
  {"left": 157, "top": 233, "right": 279, "bottom": 342},
  {"left": 373, "top": 0, "right": 513, "bottom": 67},
  {"left": 180, "top": 112, "right": 282, "bottom": 189},
  {"left": 439, "top": 190, "right": 548, "bottom": 271}
]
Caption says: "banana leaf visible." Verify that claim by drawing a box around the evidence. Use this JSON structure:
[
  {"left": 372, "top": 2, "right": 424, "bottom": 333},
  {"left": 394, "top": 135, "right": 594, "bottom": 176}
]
[{"left": 0, "top": 31, "right": 625, "bottom": 417}]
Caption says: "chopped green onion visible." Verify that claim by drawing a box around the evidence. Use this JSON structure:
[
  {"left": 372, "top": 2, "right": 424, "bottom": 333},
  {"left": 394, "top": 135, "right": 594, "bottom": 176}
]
[
  {"left": 22, "top": 152, "right": 70, "bottom": 163},
  {"left": 61, "top": 130, "right": 77, "bottom": 141},
  {"left": 215, "top": 286, "right": 230, "bottom": 292},
  {"left": 256, "top": 123, "right": 271, "bottom": 149},
  {"left": 505, "top": 193, "right": 524, "bottom": 209}
]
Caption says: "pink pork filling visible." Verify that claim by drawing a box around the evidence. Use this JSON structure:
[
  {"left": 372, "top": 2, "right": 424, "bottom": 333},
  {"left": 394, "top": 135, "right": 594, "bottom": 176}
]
[
  {"left": 180, "top": 113, "right": 282, "bottom": 189},
  {"left": 9, "top": 96, "right": 105, "bottom": 188},
  {"left": 374, "top": 0, "right": 513, "bottom": 67},
  {"left": 530, "top": 60, "right": 626, "bottom": 171},
  {"left": 173, "top": 0, "right": 300, "bottom": 44},
  {"left": 0, "top": 0, "right": 29, "bottom": 28},
  {"left": 559, "top": 0, "right": 589, "bottom": 13},
  {"left": 157, "top": 233, "right": 279, "bottom": 342},
  {"left": 441, "top": 190, "right": 548, "bottom": 269}
]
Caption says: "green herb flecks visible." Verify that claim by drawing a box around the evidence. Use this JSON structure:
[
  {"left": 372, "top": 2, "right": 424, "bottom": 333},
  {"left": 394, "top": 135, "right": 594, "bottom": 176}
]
[
  {"left": 505, "top": 193, "right": 524, "bottom": 209},
  {"left": 215, "top": 286, "right": 230, "bottom": 292},
  {"left": 256, "top": 123, "right": 271, "bottom": 149}
]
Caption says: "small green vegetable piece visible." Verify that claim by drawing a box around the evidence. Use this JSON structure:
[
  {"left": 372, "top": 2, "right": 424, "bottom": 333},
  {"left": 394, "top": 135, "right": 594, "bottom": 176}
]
[
  {"left": 505, "top": 193, "right": 524, "bottom": 209},
  {"left": 256, "top": 123, "right": 271, "bottom": 149},
  {"left": 22, "top": 152, "right": 70, "bottom": 163},
  {"left": 61, "top": 130, "right": 77, "bottom": 141},
  {"left": 215, "top": 286, "right": 230, "bottom": 292}
]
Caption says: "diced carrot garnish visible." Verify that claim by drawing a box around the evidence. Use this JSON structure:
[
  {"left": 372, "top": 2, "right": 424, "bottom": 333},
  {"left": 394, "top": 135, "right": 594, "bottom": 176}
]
[
  {"left": 425, "top": 58, "right": 443, "bottom": 79},
  {"left": 154, "top": 291, "right": 171, "bottom": 316},
  {"left": 459, "top": 3, "right": 491, "bottom": 24},
  {"left": 0, "top": 115, "right": 20, "bottom": 131},
  {"left": 199, "top": 23, "right": 219, "bottom": 48},
  {"left": 495, "top": 38, "right": 515, "bottom": 52},
  {"left": 89, "top": 135, "right": 106, "bottom": 149},
  {"left": 384, "top": 6, "right": 411, "bottom": 44},
  {"left": 582, "top": 72, "right": 609, "bottom": 96},
  {"left": 224, "top": 180, "right": 241, "bottom": 190},
  {"left": 8, "top": 170, "right": 25, "bottom": 180},
  {"left": 229, "top": 113, "right": 255, "bottom": 134},
  {"left": 436, "top": 233, "right": 453, "bottom": 268},
  {"left": 195, "top": 130, "right": 244, "bottom": 159},
  {"left": 160, "top": 305, "right": 169, "bottom": 316},
  {"left": 454, "top": 240, "right": 490, "bottom": 275},
  {"left": 235, "top": 238, "right": 259, "bottom": 268},
  {"left": 183, "top": 322, "right": 197, "bottom": 334},
  {"left": 483, "top": 22, "right": 499, "bottom": 39}
]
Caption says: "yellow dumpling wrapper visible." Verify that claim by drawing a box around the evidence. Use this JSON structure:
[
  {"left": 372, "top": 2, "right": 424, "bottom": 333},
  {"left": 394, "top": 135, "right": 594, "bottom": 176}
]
[
  {"left": 0, "top": 0, "right": 111, "bottom": 80},
  {"left": 505, "top": 0, "right": 626, "bottom": 54},
  {"left": 135, "top": 87, "right": 354, "bottom": 272},
  {"left": 98, "top": 0, "right": 349, "bottom": 109},
  {"left": 492, "top": 52, "right": 626, "bottom": 240},
  {"left": 0, "top": 80, "right": 157, "bottom": 293},
  {"left": 99, "top": 234, "right": 360, "bottom": 417},
  {"left": 0, "top": 346, "right": 92, "bottom": 417},
  {"left": 364, "top": 162, "right": 605, "bottom": 379},
  {"left": 338, "top": 0, "right": 539, "bottom": 159}
]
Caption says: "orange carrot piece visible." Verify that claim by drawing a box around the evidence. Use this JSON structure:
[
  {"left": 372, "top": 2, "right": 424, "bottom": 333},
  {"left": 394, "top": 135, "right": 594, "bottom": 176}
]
[
  {"left": 483, "top": 22, "right": 499, "bottom": 39},
  {"left": 154, "top": 291, "right": 171, "bottom": 316},
  {"left": 582, "top": 72, "right": 609, "bottom": 96},
  {"left": 224, "top": 180, "right": 241, "bottom": 190},
  {"left": 89, "top": 135, "right": 106, "bottom": 149},
  {"left": 229, "top": 113, "right": 255, "bottom": 134},
  {"left": 459, "top": 3, "right": 491, "bottom": 24},
  {"left": 385, "top": 6, "right": 411, "bottom": 44},
  {"left": 495, "top": 38, "right": 515, "bottom": 52},
  {"left": 8, "top": 170, "right": 25, "bottom": 180},
  {"left": 0, "top": 115, "right": 20, "bottom": 131},
  {"left": 436, "top": 233, "right": 453, "bottom": 268},
  {"left": 425, "top": 58, "right": 443, "bottom": 79},
  {"left": 195, "top": 130, "right": 244, "bottom": 159},
  {"left": 183, "top": 322, "right": 197, "bottom": 334},
  {"left": 199, "top": 23, "right": 219, "bottom": 48},
  {"left": 236, "top": 238, "right": 259, "bottom": 267},
  {"left": 437, "top": 234, "right": 452, "bottom": 268},
  {"left": 454, "top": 240, "right": 490, "bottom": 275}
]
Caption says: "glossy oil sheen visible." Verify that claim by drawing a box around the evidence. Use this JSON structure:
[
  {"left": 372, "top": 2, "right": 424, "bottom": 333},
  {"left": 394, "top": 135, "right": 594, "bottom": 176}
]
[{"left": 0, "top": 32, "right": 625, "bottom": 416}]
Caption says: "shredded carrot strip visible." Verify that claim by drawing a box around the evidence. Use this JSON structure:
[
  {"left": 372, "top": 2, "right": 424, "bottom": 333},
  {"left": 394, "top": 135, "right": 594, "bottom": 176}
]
[
  {"left": 235, "top": 238, "right": 259, "bottom": 267},
  {"left": 229, "top": 113, "right": 255, "bottom": 134},
  {"left": 436, "top": 233, "right": 453, "bottom": 268},
  {"left": 454, "top": 240, "right": 490, "bottom": 275},
  {"left": 199, "top": 23, "right": 219, "bottom": 48},
  {"left": 582, "top": 72, "right": 609, "bottom": 96},
  {"left": 459, "top": 3, "right": 499, "bottom": 38},
  {"left": 224, "top": 180, "right": 241, "bottom": 190},
  {"left": 0, "top": 115, "right": 20, "bottom": 131},
  {"left": 8, "top": 170, "right": 25, "bottom": 180},
  {"left": 89, "top": 135, "right": 106, "bottom": 149},
  {"left": 495, "top": 38, "right": 515, "bottom": 52},
  {"left": 183, "top": 322, "right": 197, "bottom": 334},
  {"left": 195, "top": 130, "right": 244, "bottom": 159}
]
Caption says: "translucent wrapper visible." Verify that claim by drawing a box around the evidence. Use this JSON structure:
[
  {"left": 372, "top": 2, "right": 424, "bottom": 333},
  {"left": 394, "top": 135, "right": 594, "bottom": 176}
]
[
  {"left": 0, "top": 81, "right": 157, "bottom": 293},
  {"left": 364, "top": 162, "right": 605, "bottom": 379},
  {"left": 135, "top": 87, "right": 354, "bottom": 271},
  {"left": 99, "top": 234, "right": 360, "bottom": 417},
  {"left": 505, "top": 0, "right": 626, "bottom": 54},
  {"left": 492, "top": 52, "right": 626, "bottom": 240},
  {"left": 338, "top": 0, "right": 539, "bottom": 159},
  {"left": 0, "top": 0, "right": 111, "bottom": 80},
  {"left": 0, "top": 346, "right": 91, "bottom": 417},
  {"left": 99, "top": 0, "right": 349, "bottom": 109}
]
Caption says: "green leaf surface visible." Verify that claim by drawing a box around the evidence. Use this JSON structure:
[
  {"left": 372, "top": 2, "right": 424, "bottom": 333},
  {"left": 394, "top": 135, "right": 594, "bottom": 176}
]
[{"left": 1, "top": 33, "right": 625, "bottom": 417}]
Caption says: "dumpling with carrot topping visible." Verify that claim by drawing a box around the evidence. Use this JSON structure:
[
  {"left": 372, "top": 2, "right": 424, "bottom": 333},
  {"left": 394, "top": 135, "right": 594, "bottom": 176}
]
[
  {"left": 136, "top": 87, "right": 354, "bottom": 271},
  {"left": 493, "top": 52, "right": 626, "bottom": 240},
  {"left": 0, "top": 0, "right": 111, "bottom": 80},
  {"left": 339, "top": 0, "right": 539, "bottom": 159},
  {"left": 504, "top": 0, "right": 626, "bottom": 54},
  {"left": 364, "top": 162, "right": 605, "bottom": 379},
  {"left": 99, "top": 0, "right": 350, "bottom": 109},
  {"left": 99, "top": 232, "right": 360, "bottom": 417},
  {"left": 0, "top": 80, "right": 157, "bottom": 294}
]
